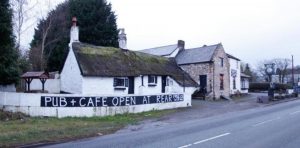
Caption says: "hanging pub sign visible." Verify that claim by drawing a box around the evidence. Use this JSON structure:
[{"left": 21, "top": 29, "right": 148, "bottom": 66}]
[{"left": 41, "top": 94, "right": 184, "bottom": 107}]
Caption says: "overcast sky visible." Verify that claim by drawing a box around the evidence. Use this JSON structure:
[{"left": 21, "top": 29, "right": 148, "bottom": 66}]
[{"left": 23, "top": 0, "right": 300, "bottom": 67}]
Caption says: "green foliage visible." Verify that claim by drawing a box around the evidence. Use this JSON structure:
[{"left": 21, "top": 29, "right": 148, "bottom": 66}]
[
  {"left": 249, "top": 83, "right": 293, "bottom": 92},
  {"left": 0, "top": 0, "right": 20, "bottom": 84},
  {"left": 70, "top": 0, "right": 119, "bottom": 47},
  {"left": 29, "top": 0, "right": 119, "bottom": 72}
]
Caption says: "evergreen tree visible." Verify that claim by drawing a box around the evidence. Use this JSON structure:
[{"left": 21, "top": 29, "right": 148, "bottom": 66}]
[
  {"left": 29, "top": 0, "right": 118, "bottom": 72},
  {"left": 69, "top": 0, "right": 118, "bottom": 47},
  {"left": 0, "top": 0, "right": 20, "bottom": 84}
]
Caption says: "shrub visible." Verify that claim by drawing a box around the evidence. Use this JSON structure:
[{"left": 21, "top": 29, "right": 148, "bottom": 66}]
[{"left": 249, "top": 83, "right": 293, "bottom": 92}]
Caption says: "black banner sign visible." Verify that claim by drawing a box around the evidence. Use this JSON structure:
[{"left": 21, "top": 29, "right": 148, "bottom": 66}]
[{"left": 41, "top": 94, "right": 184, "bottom": 107}]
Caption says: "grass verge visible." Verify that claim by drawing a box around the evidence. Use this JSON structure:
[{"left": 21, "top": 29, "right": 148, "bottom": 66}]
[{"left": 0, "top": 109, "right": 176, "bottom": 147}]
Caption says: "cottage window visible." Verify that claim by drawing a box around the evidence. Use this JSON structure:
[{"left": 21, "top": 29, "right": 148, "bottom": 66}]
[
  {"left": 241, "top": 79, "right": 247, "bottom": 90},
  {"left": 113, "top": 78, "right": 128, "bottom": 89},
  {"left": 148, "top": 75, "right": 157, "bottom": 86},
  {"left": 220, "top": 74, "right": 224, "bottom": 90},
  {"left": 219, "top": 57, "right": 224, "bottom": 67}
]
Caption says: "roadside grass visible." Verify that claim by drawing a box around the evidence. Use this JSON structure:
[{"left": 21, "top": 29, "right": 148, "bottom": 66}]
[{"left": 0, "top": 109, "right": 176, "bottom": 147}]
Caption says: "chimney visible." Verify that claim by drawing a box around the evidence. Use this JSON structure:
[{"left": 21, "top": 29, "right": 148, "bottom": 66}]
[
  {"left": 177, "top": 40, "right": 185, "bottom": 50},
  {"left": 70, "top": 17, "right": 79, "bottom": 45},
  {"left": 118, "top": 28, "right": 127, "bottom": 49}
]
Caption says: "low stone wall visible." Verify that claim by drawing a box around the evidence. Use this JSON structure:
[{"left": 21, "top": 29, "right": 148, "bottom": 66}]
[{"left": 0, "top": 92, "right": 191, "bottom": 118}]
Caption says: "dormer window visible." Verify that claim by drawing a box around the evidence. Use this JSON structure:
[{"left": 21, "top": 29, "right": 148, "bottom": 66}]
[
  {"left": 148, "top": 75, "right": 157, "bottom": 86},
  {"left": 113, "top": 77, "right": 128, "bottom": 89}
]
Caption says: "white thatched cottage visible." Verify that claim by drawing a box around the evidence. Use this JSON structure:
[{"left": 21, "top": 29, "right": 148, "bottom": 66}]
[{"left": 60, "top": 18, "right": 198, "bottom": 96}]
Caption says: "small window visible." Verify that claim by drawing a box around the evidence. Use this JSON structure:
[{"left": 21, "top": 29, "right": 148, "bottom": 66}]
[
  {"left": 113, "top": 78, "right": 128, "bottom": 89},
  {"left": 236, "top": 61, "right": 239, "bottom": 69},
  {"left": 219, "top": 57, "right": 224, "bottom": 67},
  {"left": 148, "top": 75, "right": 157, "bottom": 86},
  {"left": 220, "top": 74, "right": 224, "bottom": 90}
]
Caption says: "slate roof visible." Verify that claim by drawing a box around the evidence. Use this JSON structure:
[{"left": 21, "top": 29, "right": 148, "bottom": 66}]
[
  {"left": 139, "top": 44, "right": 178, "bottom": 56},
  {"left": 226, "top": 53, "right": 240, "bottom": 61},
  {"left": 21, "top": 71, "right": 49, "bottom": 79},
  {"left": 72, "top": 42, "right": 197, "bottom": 87},
  {"left": 176, "top": 44, "right": 220, "bottom": 65}
]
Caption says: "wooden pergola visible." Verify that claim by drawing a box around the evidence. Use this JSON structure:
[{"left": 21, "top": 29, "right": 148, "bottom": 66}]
[{"left": 21, "top": 71, "right": 49, "bottom": 92}]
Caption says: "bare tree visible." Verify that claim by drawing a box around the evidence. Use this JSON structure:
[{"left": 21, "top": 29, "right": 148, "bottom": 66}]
[
  {"left": 273, "top": 58, "right": 291, "bottom": 83},
  {"left": 256, "top": 60, "right": 271, "bottom": 82},
  {"left": 11, "top": 0, "right": 36, "bottom": 52}
]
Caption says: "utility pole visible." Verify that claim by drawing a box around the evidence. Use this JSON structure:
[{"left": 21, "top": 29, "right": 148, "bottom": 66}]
[{"left": 292, "top": 55, "right": 295, "bottom": 86}]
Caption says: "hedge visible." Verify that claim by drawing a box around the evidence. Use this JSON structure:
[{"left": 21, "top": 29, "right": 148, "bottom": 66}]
[{"left": 249, "top": 83, "right": 293, "bottom": 92}]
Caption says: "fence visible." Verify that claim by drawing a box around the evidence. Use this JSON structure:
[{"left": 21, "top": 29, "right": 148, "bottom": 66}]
[{"left": 0, "top": 92, "right": 191, "bottom": 118}]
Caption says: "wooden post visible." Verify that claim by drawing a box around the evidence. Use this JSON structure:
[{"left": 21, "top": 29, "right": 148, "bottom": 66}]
[{"left": 40, "top": 78, "right": 47, "bottom": 92}]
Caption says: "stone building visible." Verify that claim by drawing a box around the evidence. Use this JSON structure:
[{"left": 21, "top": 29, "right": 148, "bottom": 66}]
[{"left": 140, "top": 42, "right": 231, "bottom": 99}]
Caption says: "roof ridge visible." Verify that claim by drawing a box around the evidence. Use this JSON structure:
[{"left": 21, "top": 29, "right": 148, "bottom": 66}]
[
  {"left": 185, "top": 43, "right": 220, "bottom": 50},
  {"left": 140, "top": 44, "right": 177, "bottom": 51}
]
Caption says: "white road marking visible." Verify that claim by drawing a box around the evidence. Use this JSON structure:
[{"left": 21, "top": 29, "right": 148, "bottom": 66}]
[
  {"left": 178, "top": 144, "right": 192, "bottom": 148},
  {"left": 193, "top": 133, "right": 231, "bottom": 145},
  {"left": 290, "top": 110, "right": 300, "bottom": 115},
  {"left": 252, "top": 117, "right": 281, "bottom": 127}
]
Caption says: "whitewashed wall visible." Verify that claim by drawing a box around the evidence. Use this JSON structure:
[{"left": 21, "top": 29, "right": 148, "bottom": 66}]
[
  {"left": 60, "top": 47, "right": 83, "bottom": 94},
  {"left": 82, "top": 77, "right": 128, "bottom": 95},
  {"left": 240, "top": 78, "right": 249, "bottom": 94},
  {"left": 0, "top": 92, "right": 191, "bottom": 118},
  {"left": 0, "top": 84, "right": 16, "bottom": 92},
  {"left": 30, "top": 79, "right": 60, "bottom": 93},
  {"left": 229, "top": 58, "right": 241, "bottom": 94},
  {"left": 82, "top": 76, "right": 196, "bottom": 95}
]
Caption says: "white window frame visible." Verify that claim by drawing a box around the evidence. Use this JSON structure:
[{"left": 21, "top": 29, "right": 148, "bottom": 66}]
[
  {"left": 114, "top": 77, "right": 127, "bottom": 89},
  {"left": 148, "top": 75, "right": 157, "bottom": 86}
]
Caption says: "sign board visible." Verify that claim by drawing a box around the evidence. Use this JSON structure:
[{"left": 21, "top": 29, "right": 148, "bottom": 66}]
[
  {"left": 231, "top": 69, "right": 237, "bottom": 78},
  {"left": 41, "top": 94, "right": 184, "bottom": 107}
]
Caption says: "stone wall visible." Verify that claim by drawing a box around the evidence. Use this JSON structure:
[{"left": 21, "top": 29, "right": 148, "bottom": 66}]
[
  {"left": 180, "top": 63, "right": 213, "bottom": 93},
  {"left": 212, "top": 46, "right": 230, "bottom": 98},
  {"left": 179, "top": 45, "right": 230, "bottom": 99}
]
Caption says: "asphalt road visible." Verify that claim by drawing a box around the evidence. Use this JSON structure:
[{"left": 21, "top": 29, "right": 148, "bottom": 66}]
[{"left": 47, "top": 99, "right": 300, "bottom": 148}]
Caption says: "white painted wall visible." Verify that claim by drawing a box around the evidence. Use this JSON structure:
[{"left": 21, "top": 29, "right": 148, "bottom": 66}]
[
  {"left": 240, "top": 78, "right": 249, "bottom": 94},
  {"left": 30, "top": 79, "right": 60, "bottom": 93},
  {"left": 82, "top": 77, "right": 129, "bottom": 95},
  {"left": 0, "top": 92, "right": 191, "bottom": 118},
  {"left": 166, "top": 76, "right": 196, "bottom": 95},
  {"left": 229, "top": 58, "right": 241, "bottom": 94},
  {"left": 0, "top": 84, "right": 16, "bottom": 92},
  {"left": 60, "top": 46, "right": 83, "bottom": 94},
  {"left": 81, "top": 75, "right": 195, "bottom": 95}
]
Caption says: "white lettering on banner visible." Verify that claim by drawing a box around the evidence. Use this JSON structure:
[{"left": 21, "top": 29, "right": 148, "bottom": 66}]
[
  {"left": 112, "top": 97, "right": 118, "bottom": 106},
  {"left": 45, "top": 97, "right": 52, "bottom": 107},
  {"left": 143, "top": 96, "right": 148, "bottom": 104},
  {"left": 41, "top": 94, "right": 185, "bottom": 107},
  {"left": 130, "top": 97, "right": 136, "bottom": 105},
  {"left": 79, "top": 97, "right": 86, "bottom": 106},
  {"left": 60, "top": 97, "right": 67, "bottom": 107},
  {"left": 87, "top": 97, "right": 94, "bottom": 106},
  {"left": 102, "top": 97, "right": 107, "bottom": 106}
]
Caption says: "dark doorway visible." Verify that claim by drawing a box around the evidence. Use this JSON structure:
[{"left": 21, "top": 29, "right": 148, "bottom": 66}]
[
  {"left": 199, "top": 75, "right": 207, "bottom": 94},
  {"left": 162, "top": 76, "right": 167, "bottom": 93},
  {"left": 128, "top": 77, "right": 134, "bottom": 94}
]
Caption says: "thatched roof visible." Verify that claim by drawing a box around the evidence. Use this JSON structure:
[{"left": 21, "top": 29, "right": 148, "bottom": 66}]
[{"left": 72, "top": 42, "right": 197, "bottom": 87}]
